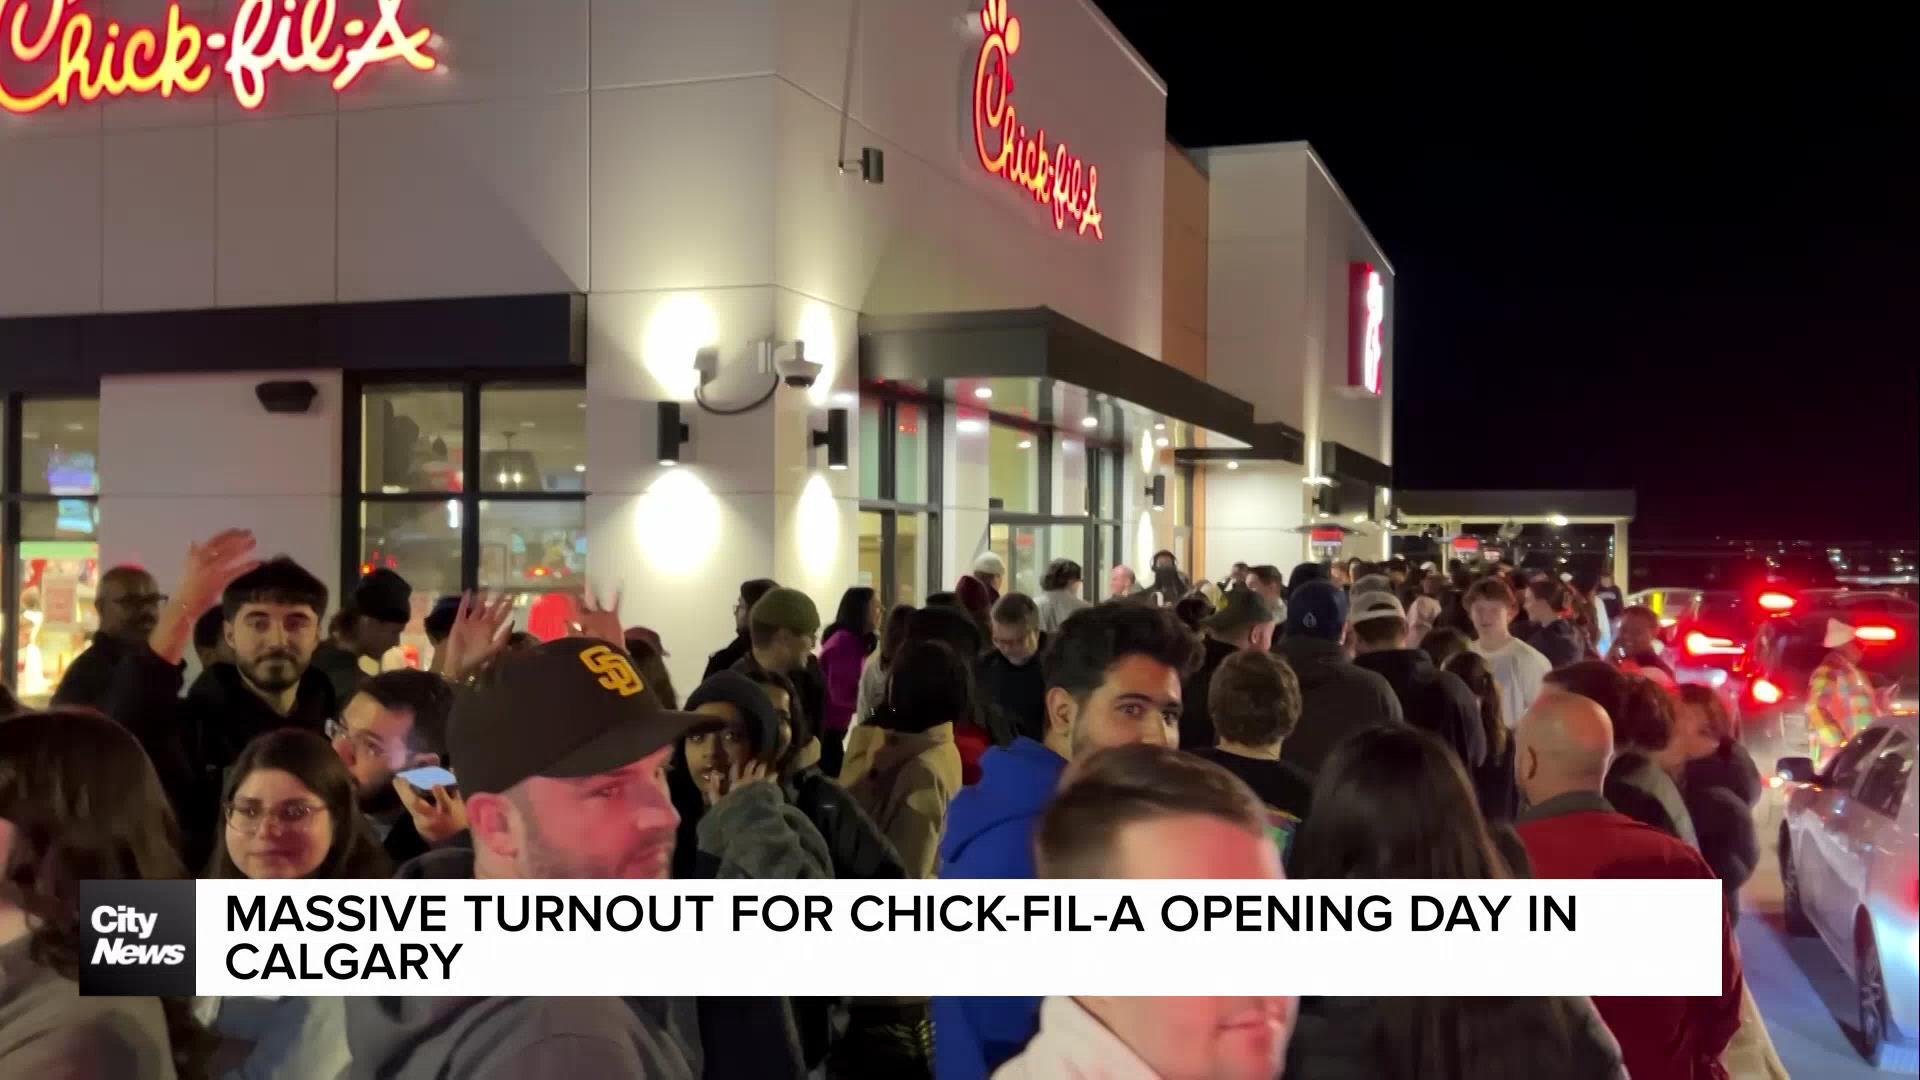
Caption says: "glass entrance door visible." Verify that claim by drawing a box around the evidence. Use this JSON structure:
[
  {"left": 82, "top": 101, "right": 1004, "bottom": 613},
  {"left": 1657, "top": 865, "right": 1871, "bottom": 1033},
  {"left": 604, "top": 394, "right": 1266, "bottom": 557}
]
[{"left": 989, "top": 520, "right": 1089, "bottom": 595}]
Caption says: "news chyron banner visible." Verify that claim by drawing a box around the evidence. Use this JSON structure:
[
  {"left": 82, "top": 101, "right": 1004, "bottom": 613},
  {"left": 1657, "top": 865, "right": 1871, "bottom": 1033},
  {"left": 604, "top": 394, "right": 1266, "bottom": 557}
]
[{"left": 81, "top": 880, "right": 1725, "bottom": 998}]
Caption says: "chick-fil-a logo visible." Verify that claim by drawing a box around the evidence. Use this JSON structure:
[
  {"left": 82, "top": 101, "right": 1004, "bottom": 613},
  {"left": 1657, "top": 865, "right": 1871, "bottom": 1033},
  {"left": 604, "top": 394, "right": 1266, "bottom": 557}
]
[
  {"left": 0, "top": 0, "right": 436, "bottom": 115},
  {"left": 971, "top": 0, "right": 1103, "bottom": 241},
  {"left": 1348, "top": 262, "right": 1385, "bottom": 396}
]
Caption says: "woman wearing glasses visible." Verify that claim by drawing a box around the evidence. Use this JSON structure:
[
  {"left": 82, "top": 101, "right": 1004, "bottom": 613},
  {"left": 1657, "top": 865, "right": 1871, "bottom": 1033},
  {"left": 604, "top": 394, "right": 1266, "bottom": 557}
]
[{"left": 202, "top": 729, "right": 389, "bottom": 1079}]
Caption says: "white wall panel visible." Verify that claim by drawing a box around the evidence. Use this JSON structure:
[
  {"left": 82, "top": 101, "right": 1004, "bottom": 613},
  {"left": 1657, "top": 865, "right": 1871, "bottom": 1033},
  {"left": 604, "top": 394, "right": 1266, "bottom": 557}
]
[
  {"left": 336, "top": 0, "right": 590, "bottom": 111},
  {"left": 216, "top": 116, "right": 337, "bottom": 307},
  {"left": 338, "top": 94, "right": 589, "bottom": 300},
  {"left": 103, "top": 127, "right": 216, "bottom": 311},
  {"left": 0, "top": 136, "right": 102, "bottom": 316},
  {"left": 592, "top": 0, "right": 775, "bottom": 89}
]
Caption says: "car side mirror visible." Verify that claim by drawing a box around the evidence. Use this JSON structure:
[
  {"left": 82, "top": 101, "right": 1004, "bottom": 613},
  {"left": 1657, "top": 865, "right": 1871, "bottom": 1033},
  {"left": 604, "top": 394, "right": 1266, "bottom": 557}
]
[{"left": 1775, "top": 756, "right": 1816, "bottom": 785}]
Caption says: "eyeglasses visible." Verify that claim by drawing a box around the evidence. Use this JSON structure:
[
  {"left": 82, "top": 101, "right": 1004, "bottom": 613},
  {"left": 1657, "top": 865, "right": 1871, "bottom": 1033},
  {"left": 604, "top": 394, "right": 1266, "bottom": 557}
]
[{"left": 223, "top": 801, "right": 328, "bottom": 833}]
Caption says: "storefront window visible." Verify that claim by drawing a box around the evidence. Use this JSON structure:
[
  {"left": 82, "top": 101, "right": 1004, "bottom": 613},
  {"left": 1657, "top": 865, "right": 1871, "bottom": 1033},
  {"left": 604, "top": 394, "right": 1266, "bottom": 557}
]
[
  {"left": 1057, "top": 436, "right": 1088, "bottom": 515},
  {"left": 895, "top": 401, "right": 927, "bottom": 505},
  {"left": 988, "top": 422, "right": 1036, "bottom": 512},
  {"left": 858, "top": 401, "right": 883, "bottom": 502},
  {"left": 480, "top": 386, "right": 587, "bottom": 493},
  {"left": 6, "top": 396, "right": 103, "bottom": 707},
  {"left": 896, "top": 512, "right": 925, "bottom": 607},
  {"left": 857, "top": 511, "right": 884, "bottom": 591},
  {"left": 363, "top": 385, "right": 462, "bottom": 493},
  {"left": 351, "top": 380, "right": 586, "bottom": 651}
]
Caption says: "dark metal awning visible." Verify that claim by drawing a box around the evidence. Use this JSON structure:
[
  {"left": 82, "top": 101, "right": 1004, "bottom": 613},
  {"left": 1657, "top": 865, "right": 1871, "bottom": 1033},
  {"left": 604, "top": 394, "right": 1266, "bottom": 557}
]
[{"left": 860, "top": 307, "right": 1256, "bottom": 450}]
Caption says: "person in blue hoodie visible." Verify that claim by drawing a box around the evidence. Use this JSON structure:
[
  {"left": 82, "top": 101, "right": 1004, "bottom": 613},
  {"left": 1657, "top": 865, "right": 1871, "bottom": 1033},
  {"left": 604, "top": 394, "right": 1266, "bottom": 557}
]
[{"left": 933, "top": 601, "right": 1201, "bottom": 1079}]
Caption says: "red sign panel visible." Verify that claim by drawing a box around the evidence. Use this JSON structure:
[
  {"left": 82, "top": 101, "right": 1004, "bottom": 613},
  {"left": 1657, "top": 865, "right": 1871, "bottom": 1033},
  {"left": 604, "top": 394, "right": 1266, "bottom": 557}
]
[
  {"left": 0, "top": 0, "right": 437, "bottom": 114},
  {"left": 1347, "top": 261, "right": 1385, "bottom": 395},
  {"left": 1450, "top": 536, "right": 1482, "bottom": 553},
  {"left": 971, "top": 0, "right": 1104, "bottom": 240},
  {"left": 1310, "top": 527, "right": 1346, "bottom": 544}
]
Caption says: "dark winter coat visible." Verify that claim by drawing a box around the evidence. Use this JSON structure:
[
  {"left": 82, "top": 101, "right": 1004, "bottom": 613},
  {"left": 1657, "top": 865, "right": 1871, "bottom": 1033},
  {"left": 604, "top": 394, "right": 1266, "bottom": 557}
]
[
  {"left": 1682, "top": 739, "right": 1764, "bottom": 922},
  {"left": 1179, "top": 637, "right": 1242, "bottom": 751},
  {"left": 1353, "top": 649, "right": 1486, "bottom": 773},
  {"left": 1284, "top": 994, "right": 1626, "bottom": 1080},
  {"left": 1524, "top": 617, "right": 1586, "bottom": 670},
  {"left": 102, "top": 649, "right": 336, "bottom": 868},
  {"left": 1274, "top": 636, "right": 1404, "bottom": 776}
]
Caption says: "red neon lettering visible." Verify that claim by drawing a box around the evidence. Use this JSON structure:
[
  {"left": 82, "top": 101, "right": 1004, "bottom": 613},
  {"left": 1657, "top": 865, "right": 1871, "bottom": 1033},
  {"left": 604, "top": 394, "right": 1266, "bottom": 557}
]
[
  {"left": 0, "top": 0, "right": 434, "bottom": 114},
  {"left": 971, "top": 0, "right": 1103, "bottom": 240}
]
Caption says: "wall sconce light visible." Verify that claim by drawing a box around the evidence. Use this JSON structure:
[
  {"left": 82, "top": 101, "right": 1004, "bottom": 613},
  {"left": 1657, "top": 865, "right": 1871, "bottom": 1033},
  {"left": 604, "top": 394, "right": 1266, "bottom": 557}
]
[
  {"left": 657, "top": 402, "right": 690, "bottom": 466},
  {"left": 812, "top": 407, "right": 849, "bottom": 470},
  {"left": 1146, "top": 474, "right": 1166, "bottom": 511}
]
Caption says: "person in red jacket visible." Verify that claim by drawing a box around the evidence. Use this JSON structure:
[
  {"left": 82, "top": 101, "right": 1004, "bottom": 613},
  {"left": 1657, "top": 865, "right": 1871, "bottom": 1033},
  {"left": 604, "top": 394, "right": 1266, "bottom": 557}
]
[{"left": 1513, "top": 690, "right": 1745, "bottom": 1080}]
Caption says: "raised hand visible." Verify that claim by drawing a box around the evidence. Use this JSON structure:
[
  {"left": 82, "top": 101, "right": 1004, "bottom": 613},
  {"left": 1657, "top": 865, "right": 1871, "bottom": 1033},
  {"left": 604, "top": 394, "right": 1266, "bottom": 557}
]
[
  {"left": 151, "top": 529, "right": 260, "bottom": 664},
  {"left": 570, "top": 587, "right": 625, "bottom": 651},
  {"left": 439, "top": 592, "right": 514, "bottom": 682}
]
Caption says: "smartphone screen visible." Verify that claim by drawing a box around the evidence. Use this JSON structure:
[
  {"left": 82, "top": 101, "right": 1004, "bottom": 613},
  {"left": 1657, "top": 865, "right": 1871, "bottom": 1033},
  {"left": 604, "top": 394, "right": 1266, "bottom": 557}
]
[{"left": 397, "top": 765, "right": 457, "bottom": 791}]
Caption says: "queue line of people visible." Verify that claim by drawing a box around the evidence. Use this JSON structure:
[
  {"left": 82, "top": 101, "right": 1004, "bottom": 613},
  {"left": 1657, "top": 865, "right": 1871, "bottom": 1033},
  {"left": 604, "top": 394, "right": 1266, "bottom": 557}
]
[{"left": 0, "top": 532, "right": 1784, "bottom": 1079}]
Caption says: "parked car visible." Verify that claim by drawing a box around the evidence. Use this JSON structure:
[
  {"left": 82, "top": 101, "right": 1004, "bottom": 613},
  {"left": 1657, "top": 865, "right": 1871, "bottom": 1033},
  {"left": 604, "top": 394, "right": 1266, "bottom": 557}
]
[{"left": 1776, "top": 716, "right": 1920, "bottom": 1067}]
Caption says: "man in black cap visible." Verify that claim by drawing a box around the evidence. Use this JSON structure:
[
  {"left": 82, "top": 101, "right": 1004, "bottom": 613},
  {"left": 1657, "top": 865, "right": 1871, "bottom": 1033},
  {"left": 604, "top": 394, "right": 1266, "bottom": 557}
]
[
  {"left": 704, "top": 577, "right": 780, "bottom": 680},
  {"left": 344, "top": 638, "right": 807, "bottom": 1079},
  {"left": 52, "top": 563, "right": 168, "bottom": 709},
  {"left": 1179, "top": 588, "right": 1278, "bottom": 750},
  {"left": 310, "top": 568, "right": 412, "bottom": 702}
]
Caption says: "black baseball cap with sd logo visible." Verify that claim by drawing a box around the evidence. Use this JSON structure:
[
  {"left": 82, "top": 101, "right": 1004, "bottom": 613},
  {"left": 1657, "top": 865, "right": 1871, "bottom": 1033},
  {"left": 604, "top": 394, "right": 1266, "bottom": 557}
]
[{"left": 450, "top": 637, "right": 706, "bottom": 796}]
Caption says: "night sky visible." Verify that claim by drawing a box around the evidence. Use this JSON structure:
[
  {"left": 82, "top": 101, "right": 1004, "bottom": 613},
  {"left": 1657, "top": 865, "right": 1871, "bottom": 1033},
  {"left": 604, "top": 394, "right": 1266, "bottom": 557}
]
[{"left": 1091, "top": 6, "right": 1918, "bottom": 546}]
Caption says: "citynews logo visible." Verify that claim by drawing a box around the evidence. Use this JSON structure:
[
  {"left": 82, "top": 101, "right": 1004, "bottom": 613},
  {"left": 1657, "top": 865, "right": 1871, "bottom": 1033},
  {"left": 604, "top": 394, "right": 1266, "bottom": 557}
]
[{"left": 79, "top": 880, "right": 197, "bottom": 997}]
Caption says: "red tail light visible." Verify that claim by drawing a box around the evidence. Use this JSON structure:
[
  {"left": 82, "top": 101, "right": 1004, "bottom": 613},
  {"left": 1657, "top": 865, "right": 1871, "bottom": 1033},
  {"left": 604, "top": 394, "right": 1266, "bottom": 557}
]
[
  {"left": 1758, "top": 591, "right": 1797, "bottom": 613},
  {"left": 1685, "top": 631, "right": 1746, "bottom": 657},
  {"left": 1752, "top": 678, "right": 1785, "bottom": 705},
  {"left": 1855, "top": 624, "right": 1898, "bottom": 644}
]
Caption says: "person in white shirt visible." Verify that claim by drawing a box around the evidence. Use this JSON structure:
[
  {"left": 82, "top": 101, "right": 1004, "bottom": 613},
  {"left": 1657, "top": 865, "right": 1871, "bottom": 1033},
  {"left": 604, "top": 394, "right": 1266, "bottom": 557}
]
[
  {"left": 1465, "top": 578, "right": 1551, "bottom": 730},
  {"left": 992, "top": 744, "right": 1294, "bottom": 1080},
  {"left": 1035, "top": 559, "right": 1091, "bottom": 633}
]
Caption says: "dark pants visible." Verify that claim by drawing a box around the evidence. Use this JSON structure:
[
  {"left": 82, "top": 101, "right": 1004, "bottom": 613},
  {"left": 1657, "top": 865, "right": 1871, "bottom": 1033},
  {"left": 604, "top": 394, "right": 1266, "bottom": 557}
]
[{"left": 819, "top": 727, "right": 846, "bottom": 780}]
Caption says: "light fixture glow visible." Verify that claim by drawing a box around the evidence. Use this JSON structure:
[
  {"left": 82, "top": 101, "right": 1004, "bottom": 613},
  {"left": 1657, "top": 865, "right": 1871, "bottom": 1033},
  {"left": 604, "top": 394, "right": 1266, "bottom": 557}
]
[
  {"left": 957, "top": 419, "right": 986, "bottom": 434},
  {"left": 1155, "top": 437, "right": 1169, "bottom": 448},
  {"left": 973, "top": 386, "right": 994, "bottom": 400},
  {"left": 1081, "top": 416, "right": 1099, "bottom": 429},
  {"left": 1352, "top": 513, "right": 1367, "bottom": 524},
  {"left": 1302, "top": 475, "right": 1332, "bottom": 486},
  {"left": 1153, "top": 422, "right": 1166, "bottom": 431},
  {"left": 573, "top": 464, "right": 586, "bottom": 473},
  {"left": 1549, "top": 514, "right": 1569, "bottom": 527},
  {"left": 1016, "top": 439, "right": 1032, "bottom": 449},
  {"left": 1226, "top": 461, "right": 1240, "bottom": 471}
]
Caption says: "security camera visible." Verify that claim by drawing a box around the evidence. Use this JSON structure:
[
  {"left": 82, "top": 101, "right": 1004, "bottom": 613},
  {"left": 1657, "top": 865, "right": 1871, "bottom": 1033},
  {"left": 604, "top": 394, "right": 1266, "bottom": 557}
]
[{"left": 774, "top": 341, "right": 821, "bottom": 389}]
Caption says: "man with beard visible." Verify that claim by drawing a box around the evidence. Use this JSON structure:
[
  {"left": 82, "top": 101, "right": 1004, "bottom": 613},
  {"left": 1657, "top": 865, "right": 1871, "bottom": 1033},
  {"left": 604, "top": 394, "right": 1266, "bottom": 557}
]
[
  {"left": 102, "top": 530, "right": 338, "bottom": 867},
  {"left": 331, "top": 669, "right": 457, "bottom": 866},
  {"left": 345, "top": 638, "right": 807, "bottom": 1078},
  {"left": 51, "top": 564, "right": 169, "bottom": 709}
]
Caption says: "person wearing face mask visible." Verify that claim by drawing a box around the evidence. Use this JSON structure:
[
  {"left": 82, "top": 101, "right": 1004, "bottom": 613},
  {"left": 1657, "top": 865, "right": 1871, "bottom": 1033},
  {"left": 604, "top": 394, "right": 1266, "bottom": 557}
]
[
  {"left": 994, "top": 744, "right": 1295, "bottom": 1080},
  {"left": 977, "top": 594, "right": 1048, "bottom": 744},
  {"left": 101, "top": 530, "right": 338, "bottom": 868},
  {"left": 203, "top": 729, "right": 389, "bottom": 1080},
  {"left": 934, "top": 602, "right": 1201, "bottom": 1080}
]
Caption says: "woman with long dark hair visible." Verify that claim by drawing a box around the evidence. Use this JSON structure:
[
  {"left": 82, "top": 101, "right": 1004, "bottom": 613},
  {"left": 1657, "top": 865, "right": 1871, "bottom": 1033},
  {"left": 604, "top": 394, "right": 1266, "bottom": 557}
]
[
  {"left": 852, "top": 604, "right": 916, "bottom": 738},
  {"left": 0, "top": 709, "right": 211, "bottom": 1079},
  {"left": 1286, "top": 727, "right": 1624, "bottom": 1080},
  {"left": 818, "top": 586, "right": 881, "bottom": 778},
  {"left": 1443, "top": 651, "right": 1516, "bottom": 822},
  {"left": 202, "top": 729, "right": 389, "bottom": 1079}
]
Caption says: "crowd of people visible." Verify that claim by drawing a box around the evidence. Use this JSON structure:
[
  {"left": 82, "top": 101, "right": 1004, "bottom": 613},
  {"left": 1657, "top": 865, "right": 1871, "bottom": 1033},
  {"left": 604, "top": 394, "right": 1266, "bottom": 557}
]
[{"left": 0, "top": 529, "right": 1791, "bottom": 1079}]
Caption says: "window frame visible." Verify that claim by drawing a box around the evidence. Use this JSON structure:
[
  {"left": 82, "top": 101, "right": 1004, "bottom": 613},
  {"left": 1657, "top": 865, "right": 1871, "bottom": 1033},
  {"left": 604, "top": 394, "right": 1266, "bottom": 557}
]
[
  {"left": 2, "top": 391, "right": 104, "bottom": 698},
  {"left": 343, "top": 372, "right": 587, "bottom": 599},
  {"left": 856, "top": 386, "right": 944, "bottom": 609}
]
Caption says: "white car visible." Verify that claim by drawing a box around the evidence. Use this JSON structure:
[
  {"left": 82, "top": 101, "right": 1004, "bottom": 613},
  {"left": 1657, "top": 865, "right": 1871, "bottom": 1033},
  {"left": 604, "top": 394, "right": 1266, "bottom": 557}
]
[{"left": 1777, "top": 716, "right": 1920, "bottom": 1068}]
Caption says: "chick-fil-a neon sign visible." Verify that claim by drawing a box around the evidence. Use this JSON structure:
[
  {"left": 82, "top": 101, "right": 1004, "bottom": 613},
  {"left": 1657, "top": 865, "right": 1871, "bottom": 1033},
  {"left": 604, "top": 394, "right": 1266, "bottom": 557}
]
[
  {"left": 971, "top": 0, "right": 1103, "bottom": 241},
  {"left": 0, "top": 0, "right": 436, "bottom": 114},
  {"left": 1348, "top": 262, "right": 1385, "bottom": 396}
]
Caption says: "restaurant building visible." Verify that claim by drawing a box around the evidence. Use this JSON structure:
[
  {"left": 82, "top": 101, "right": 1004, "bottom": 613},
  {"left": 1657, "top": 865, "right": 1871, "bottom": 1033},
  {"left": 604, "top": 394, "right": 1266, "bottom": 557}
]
[{"left": 0, "top": 0, "right": 1394, "bottom": 698}]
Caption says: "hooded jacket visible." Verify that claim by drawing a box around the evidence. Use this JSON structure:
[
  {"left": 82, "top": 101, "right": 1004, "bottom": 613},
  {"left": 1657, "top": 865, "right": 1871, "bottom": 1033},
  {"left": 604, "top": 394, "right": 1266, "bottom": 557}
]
[
  {"left": 1681, "top": 739, "right": 1763, "bottom": 920},
  {"left": 102, "top": 648, "right": 336, "bottom": 868},
  {"left": 357, "top": 847, "right": 807, "bottom": 1080},
  {"left": 845, "top": 723, "right": 962, "bottom": 878},
  {"left": 1524, "top": 617, "right": 1586, "bottom": 670},
  {"left": 1274, "top": 636, "right": 1404, "bottom": 775},
  {"left": 934, "top": 737, "right": 1069, "bottom": 1080},
  {"left": 1352, "top": 649, "right": 1487, "bottom": 772}
]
